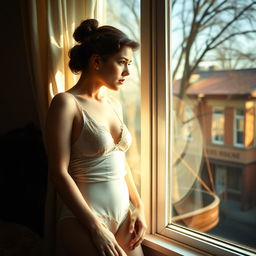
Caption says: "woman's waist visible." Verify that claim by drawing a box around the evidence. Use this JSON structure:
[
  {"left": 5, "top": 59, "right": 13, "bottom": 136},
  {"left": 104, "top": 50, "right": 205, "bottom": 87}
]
[
  {"left": 69, "top": 151, "right": 126, "bottom": 183},
  {"left": 76, "top": 178, "right": 130, "bottom": 209},
  {"left": 70, "top": 168, "right": 127, "bottom": 183},
  {"left": 70, "top": 148, "right": 125, "bottom": 159}
]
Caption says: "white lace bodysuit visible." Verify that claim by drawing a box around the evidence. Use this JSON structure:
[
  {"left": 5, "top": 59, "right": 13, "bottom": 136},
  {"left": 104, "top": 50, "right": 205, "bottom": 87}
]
[{"left": 58, "top": 93, "right": 132, "bottom": 234}]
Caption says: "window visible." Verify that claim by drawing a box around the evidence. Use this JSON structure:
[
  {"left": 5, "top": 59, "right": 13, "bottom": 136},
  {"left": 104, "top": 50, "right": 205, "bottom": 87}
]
[
  {"left": 215, "top": 165, "right": 227, "bottom": 196},
  {"left": 234, "top": 109, "right": 245, "bottom": 147},
  {"left": 183, "top": 105, "right": 194, "bottom": 140},
  {"left": 106, "top": 0, "right": 141, "bottom": 190},
  {"left": 215, "top": 165, "right": 242, "bottom": 197},
  {"left": 226, "top": 167, "right": 242, "bottom": 195},
  {"left": 212, "top": 107, "right": 224, "bottom": 145},
  {"left": 141, "top": 0, "right": 256, "bottom": 255}
]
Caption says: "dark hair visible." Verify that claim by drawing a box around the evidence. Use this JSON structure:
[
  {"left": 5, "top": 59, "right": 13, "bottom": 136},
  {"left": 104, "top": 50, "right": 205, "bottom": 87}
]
[{"left": 69, "top": 19, "right": 139, "bottom": 74}]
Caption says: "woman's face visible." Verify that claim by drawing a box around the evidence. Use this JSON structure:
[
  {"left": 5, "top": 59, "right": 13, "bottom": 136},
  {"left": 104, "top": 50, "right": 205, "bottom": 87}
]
[{"left": 98, "top": 46, "right": 133, "bottom": 90}]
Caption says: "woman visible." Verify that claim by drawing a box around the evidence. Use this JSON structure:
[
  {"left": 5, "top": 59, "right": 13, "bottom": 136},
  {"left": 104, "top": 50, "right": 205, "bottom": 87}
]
[{"left": 45, "top": 19, "right": 147, "bottom": 256}]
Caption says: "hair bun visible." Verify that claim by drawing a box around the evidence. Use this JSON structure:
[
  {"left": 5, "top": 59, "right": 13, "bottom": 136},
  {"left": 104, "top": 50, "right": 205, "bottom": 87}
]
[{"left": 73, "top": 19, "right": 99, "bottom": 43}]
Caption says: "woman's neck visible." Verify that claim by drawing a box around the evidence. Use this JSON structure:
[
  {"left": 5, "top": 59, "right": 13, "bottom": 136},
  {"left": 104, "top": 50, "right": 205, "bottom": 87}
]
[{"left": 73, "top": 71, "right": 104, "bottom": 100}]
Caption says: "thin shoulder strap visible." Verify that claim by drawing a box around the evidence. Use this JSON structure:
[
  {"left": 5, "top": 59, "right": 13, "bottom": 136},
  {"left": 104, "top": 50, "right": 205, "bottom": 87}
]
[
  {"left": 65, "top": 92, "right": 83, "bottom": 113},
  {"left": 107, "top": 99, "right": 123, "bottom": 124}
]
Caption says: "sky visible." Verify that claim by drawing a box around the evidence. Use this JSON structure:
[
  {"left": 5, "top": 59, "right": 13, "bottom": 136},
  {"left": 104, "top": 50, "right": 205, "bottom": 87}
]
[{"left": 172, "top": 1, "right": 256, "bottom": 79}]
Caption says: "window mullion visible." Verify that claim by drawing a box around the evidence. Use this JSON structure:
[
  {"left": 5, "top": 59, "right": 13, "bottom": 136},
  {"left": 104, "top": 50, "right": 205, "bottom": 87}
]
[{"left": 154, "top": 0, "right": 172, "bottom": 234}]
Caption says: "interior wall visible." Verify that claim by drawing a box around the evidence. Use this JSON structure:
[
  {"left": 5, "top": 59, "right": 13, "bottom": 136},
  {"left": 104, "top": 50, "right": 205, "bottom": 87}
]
[{"left": 0, "top": 1, "right": 39, "bottom": 135}]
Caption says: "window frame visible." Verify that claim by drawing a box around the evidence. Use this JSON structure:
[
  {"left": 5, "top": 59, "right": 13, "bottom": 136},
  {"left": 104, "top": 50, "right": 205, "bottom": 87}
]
[
  {"left": 234, "top": 109, "right": 245, "bottom": 147},
  {"left": 211, "top": 107, "right": 225, "bottom": 145},
  {"left": 140, "top": 1, "right": 256, "bottom": 255}
]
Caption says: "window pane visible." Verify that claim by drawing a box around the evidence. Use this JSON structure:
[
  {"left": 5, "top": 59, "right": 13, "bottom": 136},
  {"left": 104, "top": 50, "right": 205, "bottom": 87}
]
[
  {"left": 236, "top": 131, "right": 244, "bottom": 144},
  {"left": 106, "top": 0, "right": 141, "bottom": 190},
  {"left": 235, "top": 111, "right": 245, "bottom": 145},
  {"left": 236, "top": 119, "right": 244, "bottom": 131},
  {"left": 171, "top": 0, "right": 256, "bottom": 251},
  {"left": 227, "top": 167, "right": 241, "bottom": 193},
  {"left": 237, "top": 109, "right": 245, "bottom": 116},
  {"left": 212, "top": 113, "right": 224, "bottom": 144}
]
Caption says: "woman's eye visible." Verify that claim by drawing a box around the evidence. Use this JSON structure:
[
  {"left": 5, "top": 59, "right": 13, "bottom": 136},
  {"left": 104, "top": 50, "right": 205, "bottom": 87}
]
[{"left": 118, "top": 61, "right": 126, "bottom": 65}]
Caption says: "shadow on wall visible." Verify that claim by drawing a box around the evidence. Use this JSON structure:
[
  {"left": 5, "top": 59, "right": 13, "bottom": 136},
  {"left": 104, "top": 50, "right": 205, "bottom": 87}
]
[{"left": 0, "top": 123, "right": 48, "bottom": 237}]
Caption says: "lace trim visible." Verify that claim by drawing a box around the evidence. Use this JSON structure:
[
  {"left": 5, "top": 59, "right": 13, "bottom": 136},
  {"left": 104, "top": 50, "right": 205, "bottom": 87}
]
[{"left": 94, "top": 208, "right": 130, "bottom": 232}]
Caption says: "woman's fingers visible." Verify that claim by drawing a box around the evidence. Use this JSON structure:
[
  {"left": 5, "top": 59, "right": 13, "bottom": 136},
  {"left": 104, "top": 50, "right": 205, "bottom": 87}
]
[
  {"left": 132, "top": 231, "right": 146, "bottom": 248},
  {"left": 104, "top": 243, "right": 126, "bottom": 256},
  {"left": 129, "top": 213, "right": 136, "bottom": 234},
  {"left": 92, "top": 222, "right": 125, "bottom": 256},
  {"left": 130, "top": 222, "right": 146, "bottom": 249},
  {"left": 98, "top": 243, "right": 116, "bottom": 256},
  {"left": 106, "top": 243, "right": 117, "bottom": 256},
  {"left": 115, "top": 243, "right": 127, "bottom": 256},
  {"left": 101, "top": 248, "right": 107, "bottom": 256}
]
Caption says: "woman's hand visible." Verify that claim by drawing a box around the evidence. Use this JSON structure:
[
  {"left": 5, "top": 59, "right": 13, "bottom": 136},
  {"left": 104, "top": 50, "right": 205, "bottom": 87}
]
[
  {"left": 90, "top": 223, "right": 127, "bottom": 256},
  {"left": 128, "top": 208, "right": 147, "bottom": 250}
]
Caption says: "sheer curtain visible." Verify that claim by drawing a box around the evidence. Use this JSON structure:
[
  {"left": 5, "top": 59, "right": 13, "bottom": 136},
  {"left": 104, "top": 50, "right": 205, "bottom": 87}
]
[
  {"left": 21, "top": 0, "right": 106, "bottom": 128},
  {"left": 20, "top": 1, "right": 106, "bottom": 255}
]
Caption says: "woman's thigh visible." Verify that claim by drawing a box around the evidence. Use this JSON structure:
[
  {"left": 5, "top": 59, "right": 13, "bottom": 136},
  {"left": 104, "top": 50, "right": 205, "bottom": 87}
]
[
  {"left": 115, "top": 213, "right": 144, "bottom": 256},
  {"left": 56, "top": 217, "right": 99, "bottom": 256}
]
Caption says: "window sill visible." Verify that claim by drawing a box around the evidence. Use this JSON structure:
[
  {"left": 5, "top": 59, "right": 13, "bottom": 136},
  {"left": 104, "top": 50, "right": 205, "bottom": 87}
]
[
  {"left": 142, "top": 234, "right": 213, "bottom": 256},
  {"left": 211, "top": 141, "right": 224, "bottom": 145}
]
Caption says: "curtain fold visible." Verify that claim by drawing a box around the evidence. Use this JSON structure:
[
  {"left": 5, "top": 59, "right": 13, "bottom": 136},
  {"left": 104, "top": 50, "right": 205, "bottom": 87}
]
[
  {"left": 20, "top": 1, "right": 106, "bottom": 255},
  {"left": 21, "top": 0, "right": 106, "bottom": 128},
  {"left": 20, "top": 0, "right": 49, "bottom": 130}
]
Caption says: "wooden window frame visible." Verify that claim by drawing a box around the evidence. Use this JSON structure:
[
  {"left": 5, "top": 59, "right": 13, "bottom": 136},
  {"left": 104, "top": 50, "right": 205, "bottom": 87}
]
[
  {"left": 234, "top": 109, "right": 245, "bottom": 147},
  {"left": 212, "top": 107, "right": 225, "bottom": 145},
  {"left": 140, "top": 1, "right": 256, "bottom": 255}
]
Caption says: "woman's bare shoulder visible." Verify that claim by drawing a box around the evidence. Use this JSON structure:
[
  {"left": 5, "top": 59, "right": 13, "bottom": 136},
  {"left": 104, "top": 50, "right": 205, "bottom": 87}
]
[
  {"left": 47, "top": 92, "right": 77, "bottom": 122},
  {"left": 48, "top": 92, "right": 78, "bottom": 113},
  {"left": 50, "top": 92, "right": 75, "bottom": 107}
]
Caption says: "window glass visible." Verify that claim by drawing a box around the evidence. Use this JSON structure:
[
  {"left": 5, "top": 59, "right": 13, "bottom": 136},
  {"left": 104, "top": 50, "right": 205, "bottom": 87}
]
[
  {"left": 235, "top": 109, "right": 245, "bottom": 146},
  {"left": 171, "top": 0, "right": 256, "bottom": 251},
  {"left": 106, "top": 0, "right": 141, "bottom": 190},
  {"left": 212, "top": 108, "right": 224, "bottom": 144}
]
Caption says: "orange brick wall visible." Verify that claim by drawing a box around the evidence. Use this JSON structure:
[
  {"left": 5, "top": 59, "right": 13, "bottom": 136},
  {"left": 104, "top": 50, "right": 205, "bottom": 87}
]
[
  {"left": 224, "top": 107, "right": 234, "bottom": 145},
  {"left": 242, "top": 164, "right": 256, "bottom": 210},
  {"left": 197, "top": 101, "right": 212, "bottom": 144}
]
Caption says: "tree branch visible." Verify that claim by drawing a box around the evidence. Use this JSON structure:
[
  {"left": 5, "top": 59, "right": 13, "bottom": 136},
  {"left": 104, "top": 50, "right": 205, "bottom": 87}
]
[
  {"left": 173, "top": 46, "right": 186, "bottom": 80},
  {"left": 206, "top": 2, "right": 256, "bottom": 50},
  {"left": 210, "top": 30, "right": 256, "bottom": 50},
  {"left": 172, "top": 0, "right": 177, "bottom": 9},
  {"left": 197, "top": 0, "right": 217, "bottom": 24},
  {"left": 199, "top": 0, "right": 227, "bottom": 25}
]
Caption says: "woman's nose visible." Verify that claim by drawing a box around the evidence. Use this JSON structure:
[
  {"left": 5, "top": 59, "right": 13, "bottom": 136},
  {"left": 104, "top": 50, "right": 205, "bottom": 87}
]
[{"left": 122, "top": 65, "right": 130, "bottom": 76}]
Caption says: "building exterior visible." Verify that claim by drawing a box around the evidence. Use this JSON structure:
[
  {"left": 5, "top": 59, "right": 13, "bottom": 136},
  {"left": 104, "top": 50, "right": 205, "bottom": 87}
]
[{"left": 174, "top": 69, "right": 256, "bottom": 212}]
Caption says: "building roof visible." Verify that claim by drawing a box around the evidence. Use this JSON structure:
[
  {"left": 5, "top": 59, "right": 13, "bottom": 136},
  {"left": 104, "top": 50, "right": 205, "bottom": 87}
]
[{"left": 173, "top": 69, "right": 256, "bottom": 97}]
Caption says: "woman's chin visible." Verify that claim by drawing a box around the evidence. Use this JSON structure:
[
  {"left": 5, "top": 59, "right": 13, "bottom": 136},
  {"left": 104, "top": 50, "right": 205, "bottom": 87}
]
[{"left": 105, "top": 84, "right": 122, "bottom": 91}]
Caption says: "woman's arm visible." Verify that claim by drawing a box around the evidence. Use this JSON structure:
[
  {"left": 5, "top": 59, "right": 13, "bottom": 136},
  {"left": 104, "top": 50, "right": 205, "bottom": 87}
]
[
  {"left": 125, "top": 161, "right": 144, "bottom": 211},
  {"left": 125, "top": 160, "right": 147, "bottom": 249},
  {"left": 111, "top": 98, "right": 147, "bottom": 248},
  {"left": 45, "top": 93, "right": 125, "bottom": 256},
  {"left": 45, "top": 93, "right": 100, "bottom": 229}
]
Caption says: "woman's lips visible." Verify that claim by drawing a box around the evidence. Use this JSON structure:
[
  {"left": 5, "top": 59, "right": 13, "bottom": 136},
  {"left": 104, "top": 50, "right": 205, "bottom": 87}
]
[{"left": 118, "top": 79, "right": 125, "bottom": 84}]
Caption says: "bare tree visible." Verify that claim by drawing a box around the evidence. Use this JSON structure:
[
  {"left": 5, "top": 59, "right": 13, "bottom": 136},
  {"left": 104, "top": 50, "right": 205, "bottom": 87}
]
[
  {"left": 172, "top": 0, "right": 256, "bottom": 100},
  {"left": 212, "top": 44, "right": 256, "bottom": 70},
  {"left": 106, "top": 0, "right": 140, "bottom": 78}
]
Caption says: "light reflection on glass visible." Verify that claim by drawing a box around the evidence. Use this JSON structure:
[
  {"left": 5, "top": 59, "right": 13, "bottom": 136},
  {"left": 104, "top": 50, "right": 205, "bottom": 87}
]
[{"left": 171, "top": 1, "right": 256, "bottom": 250}]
